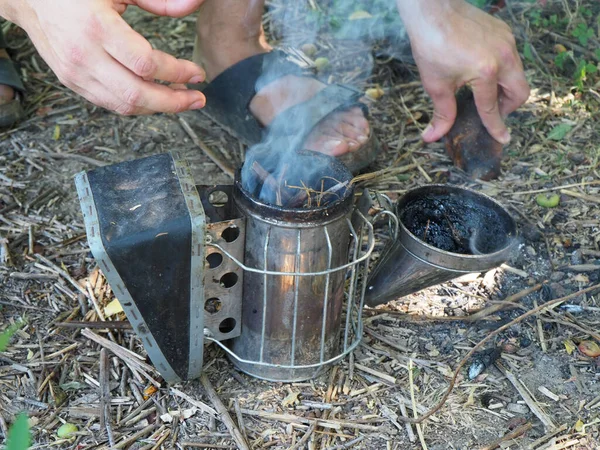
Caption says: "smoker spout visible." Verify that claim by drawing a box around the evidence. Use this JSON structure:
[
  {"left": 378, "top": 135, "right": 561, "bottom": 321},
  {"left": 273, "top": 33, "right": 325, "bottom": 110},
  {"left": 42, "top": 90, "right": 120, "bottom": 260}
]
[{"left": 365, "top": 184, "right": 518, "bottom": 307}]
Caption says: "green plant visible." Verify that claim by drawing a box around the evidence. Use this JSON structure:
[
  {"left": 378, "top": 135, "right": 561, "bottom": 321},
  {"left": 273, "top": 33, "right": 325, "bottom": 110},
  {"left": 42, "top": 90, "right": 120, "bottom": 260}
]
[
  {"left": 572, "top": 23, "right": 595, "bottom": 46},
  {"left": 5, "top": 414, "right": 30, "bottom": 450}
]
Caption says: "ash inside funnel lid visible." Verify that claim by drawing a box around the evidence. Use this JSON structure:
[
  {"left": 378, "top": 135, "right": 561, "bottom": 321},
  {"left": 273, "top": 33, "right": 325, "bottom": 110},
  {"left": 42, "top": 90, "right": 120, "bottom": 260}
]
[
  {"left": 401, "top": 194, "right": 514, "bottom": 255},
  {"left": 241, "top": 145, "right": 352, "bottom": 209}
]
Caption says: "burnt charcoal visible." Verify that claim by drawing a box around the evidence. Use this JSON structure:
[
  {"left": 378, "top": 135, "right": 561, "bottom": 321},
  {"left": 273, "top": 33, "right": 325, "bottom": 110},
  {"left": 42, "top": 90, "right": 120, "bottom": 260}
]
[
  {"left": 551, "top": 211, "right": 568, "bottom": 228},
  {"left": 401, "top": 194, "right": 512, "bottom": 254},
  {"left": 468, "top": 347, "right": 502, "bottom": 380},
  {"left": 520, "top": 223, "right": 542, "bottom": 242},
  {"left": 539, "top": 284, "right": 553, "bottom": 302},
  {"left": 520, "top": 336, "right": 532, "bottom": 348}
]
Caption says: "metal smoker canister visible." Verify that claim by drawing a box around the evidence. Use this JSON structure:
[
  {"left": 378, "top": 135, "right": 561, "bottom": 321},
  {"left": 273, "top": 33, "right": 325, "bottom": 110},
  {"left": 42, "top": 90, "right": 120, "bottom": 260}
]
[{"left": 228, "top": 175, "right": 356, "bottom": 382}]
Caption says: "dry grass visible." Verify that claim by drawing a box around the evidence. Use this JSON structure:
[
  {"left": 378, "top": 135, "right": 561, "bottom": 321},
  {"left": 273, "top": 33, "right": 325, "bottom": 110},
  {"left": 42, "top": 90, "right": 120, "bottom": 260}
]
[{"left": 1, "top": 1, "right": 600, "bottom": 449}]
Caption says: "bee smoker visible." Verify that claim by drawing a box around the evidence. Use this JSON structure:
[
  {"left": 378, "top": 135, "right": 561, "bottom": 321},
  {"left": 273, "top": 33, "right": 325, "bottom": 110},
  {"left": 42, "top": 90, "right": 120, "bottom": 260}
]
[{"left": 75, "top": 153, "right": 517, "bottom": 384}]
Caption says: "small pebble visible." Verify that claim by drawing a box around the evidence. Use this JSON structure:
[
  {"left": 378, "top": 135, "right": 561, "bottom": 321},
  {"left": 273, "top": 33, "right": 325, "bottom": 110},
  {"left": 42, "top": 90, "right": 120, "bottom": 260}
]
[
  {"left": 550, "top": 271, "right": 565, "bottom": 282},
  {"left": 571, "top": 249, "right": 584, "bottom": 265}
]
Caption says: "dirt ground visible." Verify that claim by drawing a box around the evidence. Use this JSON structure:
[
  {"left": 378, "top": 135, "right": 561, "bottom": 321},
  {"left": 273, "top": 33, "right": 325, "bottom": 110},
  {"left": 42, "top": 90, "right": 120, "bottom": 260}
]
[{"left": 1, "top": 1, "right": 600, "bottom": 449}]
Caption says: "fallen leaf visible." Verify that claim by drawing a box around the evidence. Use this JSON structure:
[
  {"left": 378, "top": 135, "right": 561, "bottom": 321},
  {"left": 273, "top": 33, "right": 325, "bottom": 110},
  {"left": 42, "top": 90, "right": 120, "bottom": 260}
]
[
  {"left": 563, "top": 339, "right": 577, "bottom": 355},
  {"left": 572, "top": 274, "right": 590, "bottom": 283},
  {"left": 554, "top": 44, "right": 567, "bottom": 54},
  {"left": 53, "top": 125, "right": 61, "bottom": 141},
  {"left": 143, "top": 385, "right": 158, "bottom": 400},
  {"left": 104, "top": 298, "right": 123, "bottom": 317},
  {"left": 57, "top": 423, "right": 78, "bottom": 439},
  {"left": 365, "top": 86, "right": 384, "bottom": 100},
  {"left": 574, "top": 419, "right": 584, "bottom": 432},
  {"left": 547, "top": 123, "right": 572, "bottom": 141},
  {"left": 314, "top": 57, "right": 329, "bottom": 72},
  {"left": 578, "top": 340, "right": 600, "bottom": 357},
  {"left": 282, "top": 390, "right": 300, "bottom": 407},
  {"left": 300, "top": 43, "right": 317, "bottom": 57}
]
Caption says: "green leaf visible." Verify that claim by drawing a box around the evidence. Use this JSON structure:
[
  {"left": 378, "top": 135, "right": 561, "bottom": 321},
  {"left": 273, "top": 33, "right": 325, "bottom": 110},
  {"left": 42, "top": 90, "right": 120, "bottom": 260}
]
[
  {"left": 586, "top": 63, "right": 598, "bottom": 74},
  {"left": 536, "top": 193, "right": 560, "bottom": 208},
  {"left": 523, "top": 42, "right": 534, "bottom": 62},
  {"left": 0, "top": 321, "right": 23, "bottom": 352},
  {"left": 547, "top": 123, "right": 572, "bottom": 141},
  {"left": 6, "top": 413, "right": 31, "bottom": 450},
  {"left": 554, "top": 51, "right": 569, "bottom": 70},
  {"left": 57, "top": 423, "right": 78, "bottom": 439},
  {"left": 595, "top": 48, "right": 600, "bottom": 61}
]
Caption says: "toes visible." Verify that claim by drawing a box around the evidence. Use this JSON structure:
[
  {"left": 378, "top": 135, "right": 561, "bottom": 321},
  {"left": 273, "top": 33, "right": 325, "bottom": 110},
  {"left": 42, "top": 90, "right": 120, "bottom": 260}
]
[
  {"left": 305, "top": 133, "right": 350, "bottom": 157},
  {"left": 0, "top": 85, "right": 15, "bottom": 104}
]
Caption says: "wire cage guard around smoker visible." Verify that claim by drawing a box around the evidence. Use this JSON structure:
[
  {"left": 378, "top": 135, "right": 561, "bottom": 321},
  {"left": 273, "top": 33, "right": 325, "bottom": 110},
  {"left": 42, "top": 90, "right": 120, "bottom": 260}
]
[
  {"left": 203, "top": 182, "right": 384, "bottom": 382},
  {"left": 75, "top": 151, "right": 398, "bottom": 384}
]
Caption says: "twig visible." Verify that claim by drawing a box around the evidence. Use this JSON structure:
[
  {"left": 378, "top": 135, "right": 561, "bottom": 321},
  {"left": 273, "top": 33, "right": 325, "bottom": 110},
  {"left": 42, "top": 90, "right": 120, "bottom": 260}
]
[
  {"left": 34, "top": 254, "right": 88, "bottom": 297},
  {"left": 179, "top": 117, "right": 235, "bottom": 178},
  {"left": 112, "top": 424, "right": 156, "bottom": 449},
  {"left": 478, "top": 422, "right": 532, "bottom": 450},
  {"left": 200, "top": 373, "right": 250, "bottom": 450},
  {"left": 55, "top": 321, "right": 133, "bottom": 330},
  {"left": 495, "top": 361, "right": 556, "bottom": 431},
  {"left": 288, "top": 422, "right": 317, "bottom": 450},
  {"left": 239, "top": 409, "right": 383, "bottom": 431},
  {"left": 534, "top": 300, "right": 547, "bottom": 353},
  {"left": 392, "top": 283, "right": 600, "bottom": 424},
  {"left": 399, "top": 403, "right": 416, "bottom": 443},
  {"left": 81, "top": 329, "right": 160, "bottom": 386},
  {"left": 409, "top": 359, "right": 428, "bottom": 450},
  {"left": 99, "top": 349, "right": 115, "bottom": 447},
  {"left": 540, "top": 317, "right": 600, "bottom": 342},
  {"left": 169, "top": 387, "right": 217, "bottom": 418}
]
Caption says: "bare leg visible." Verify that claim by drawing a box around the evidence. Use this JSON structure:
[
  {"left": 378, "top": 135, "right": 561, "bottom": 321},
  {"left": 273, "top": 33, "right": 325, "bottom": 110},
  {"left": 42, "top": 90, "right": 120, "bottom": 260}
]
[{"left": 194, "top": 0, "right": 370, "bottom": 157}]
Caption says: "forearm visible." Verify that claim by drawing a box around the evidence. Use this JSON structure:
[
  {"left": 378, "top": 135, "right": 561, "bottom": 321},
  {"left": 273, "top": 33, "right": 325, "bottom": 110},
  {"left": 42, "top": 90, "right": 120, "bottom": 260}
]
[{"left": 0, "top": 0, "right": 28, "bottom": 26}]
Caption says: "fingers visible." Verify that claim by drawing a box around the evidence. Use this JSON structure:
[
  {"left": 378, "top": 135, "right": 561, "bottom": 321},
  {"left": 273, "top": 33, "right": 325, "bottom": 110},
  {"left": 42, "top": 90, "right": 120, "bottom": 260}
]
[
  {"left": 498, "top": 72, "right": 530, "bottom": 118},
  {"left": 422, "top": 84, "right": 458, "bottom": 143},
  {"left": 471, "top": 74, "right": 511, "bottom": 145},
  {"left": 103, "top": 17, "right": 205, "bottom": 84},
  {"left": 134, "top": 0, "right": 206, "bottom": 17},
  {"left": 95, "top": 55, "right": 206, "bottom": 115}
]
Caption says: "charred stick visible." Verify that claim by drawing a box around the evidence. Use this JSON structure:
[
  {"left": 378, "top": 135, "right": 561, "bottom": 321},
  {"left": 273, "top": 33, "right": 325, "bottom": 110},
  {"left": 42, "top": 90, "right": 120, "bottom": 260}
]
[
  {"left": 251, "top": 161, "right": 284, "bottom": 206},
  {"left": 288, "top": 181, "right": 349, "bottom": 209},
  {"left": 56, "top": 321, "right": 133, "bottom": 330}
]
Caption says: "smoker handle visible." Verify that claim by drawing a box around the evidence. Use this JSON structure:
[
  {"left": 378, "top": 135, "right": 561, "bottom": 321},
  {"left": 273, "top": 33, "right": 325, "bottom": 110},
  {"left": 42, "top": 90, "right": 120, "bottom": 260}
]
[{"left": 372, "top": 209, "right": 399, "bottom": 244}]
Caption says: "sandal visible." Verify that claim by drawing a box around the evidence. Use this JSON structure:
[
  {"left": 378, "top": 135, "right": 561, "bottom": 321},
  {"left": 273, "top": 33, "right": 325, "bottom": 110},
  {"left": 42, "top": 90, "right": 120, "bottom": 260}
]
[
  {"left": 0, "top": 26, "right": 24, "bottom": 128},
  {"left": 190, "top": 48, "right": 381, "bottom": 174}
]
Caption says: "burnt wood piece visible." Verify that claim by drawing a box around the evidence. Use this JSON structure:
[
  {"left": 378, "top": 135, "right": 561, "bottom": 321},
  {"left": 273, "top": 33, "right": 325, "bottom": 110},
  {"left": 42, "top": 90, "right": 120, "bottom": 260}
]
[{"left": 444, "top": 87, "right": 503, "bottom": 181}]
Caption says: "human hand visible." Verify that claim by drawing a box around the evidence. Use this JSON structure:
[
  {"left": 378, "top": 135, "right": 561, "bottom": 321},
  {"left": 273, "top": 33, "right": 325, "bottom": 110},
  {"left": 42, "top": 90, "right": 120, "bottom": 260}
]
[
  {"left": 397, "top": 0, "right": 530, "bottom": 144},
  {"left": 3, "top": 0, "right": 206, "bottom": 115}
]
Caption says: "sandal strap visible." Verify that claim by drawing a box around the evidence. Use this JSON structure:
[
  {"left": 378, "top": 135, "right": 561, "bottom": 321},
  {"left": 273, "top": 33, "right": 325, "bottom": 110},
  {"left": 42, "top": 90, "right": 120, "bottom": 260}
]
[
  {"left": 265, "top": 83, "right": 366, "bottom": 152},
  {"left": 200, "top": 49, "right": 314, "bottom": 144},
  {"left": 0, "top": 27, "right": 6, "bottom": 49},
  {"left": 0, "top": 58, "right": 24, "bottom": 93}
]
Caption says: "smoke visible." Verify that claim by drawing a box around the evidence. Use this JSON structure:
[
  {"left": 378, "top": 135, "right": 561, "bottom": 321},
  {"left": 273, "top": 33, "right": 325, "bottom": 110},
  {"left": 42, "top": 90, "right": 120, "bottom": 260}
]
[{"left": 240, "top": 0, "right": 409, "bottom": 207}]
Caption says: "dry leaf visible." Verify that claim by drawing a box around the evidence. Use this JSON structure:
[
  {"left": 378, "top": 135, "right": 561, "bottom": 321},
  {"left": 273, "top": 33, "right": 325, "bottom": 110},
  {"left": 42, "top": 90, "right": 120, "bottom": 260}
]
[
  {"left": 104, "top": 298, "right": 123, "bottom": 317},
  {"left": 574, "top": 419, "right": 584, "bottom": 432},
  {"left": 365, "top": 87, "right": 384, "bottom": 100},
  {"left": 578, "top": 340, "right": 600, "bottom": 357},
  {"left": 563, "top": 339, "right": 576, "bottom": 355},
  {"left": 281, "top": 390, "right": 300, "bottom": 407},
  {"left": 143, "top": 385, "right": 158, "bottom": 400}
]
